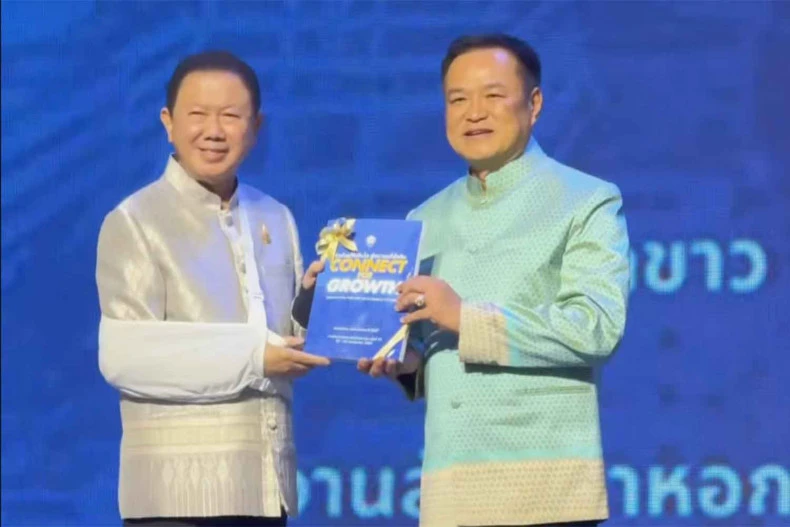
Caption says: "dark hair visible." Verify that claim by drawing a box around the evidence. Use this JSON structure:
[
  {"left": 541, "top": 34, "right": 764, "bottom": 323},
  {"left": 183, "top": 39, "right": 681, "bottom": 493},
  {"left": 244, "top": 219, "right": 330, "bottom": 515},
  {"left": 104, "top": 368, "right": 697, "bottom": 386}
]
[
  {"left": 441, "top": 34, "right": 542, "bottom": 90},
  {"left": 166, "top": 50, "right": 261, "bottom": 112}
]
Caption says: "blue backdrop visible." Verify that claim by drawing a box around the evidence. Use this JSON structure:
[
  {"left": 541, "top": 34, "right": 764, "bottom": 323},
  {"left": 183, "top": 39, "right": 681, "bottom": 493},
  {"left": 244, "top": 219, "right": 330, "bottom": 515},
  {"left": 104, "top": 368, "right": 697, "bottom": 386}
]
[{"left": 2, "top": 1, "right": 789, "bottom": 525}]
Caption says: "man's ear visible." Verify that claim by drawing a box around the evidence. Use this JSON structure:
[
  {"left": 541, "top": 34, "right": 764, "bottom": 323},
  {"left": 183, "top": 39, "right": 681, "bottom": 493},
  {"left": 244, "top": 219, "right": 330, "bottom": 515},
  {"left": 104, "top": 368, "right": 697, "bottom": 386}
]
[
  {"left": 529, "top": 86, "right": 543, "bottom": 126},
  {"left": 160, "top": 107, "right": 174, "bottom": 143}
]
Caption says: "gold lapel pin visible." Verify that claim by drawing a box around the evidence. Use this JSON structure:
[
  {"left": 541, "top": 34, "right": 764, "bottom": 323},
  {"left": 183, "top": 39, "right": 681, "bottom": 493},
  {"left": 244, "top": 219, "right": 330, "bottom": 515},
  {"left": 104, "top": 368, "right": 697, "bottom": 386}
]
[{"left": 261, "top": 224, "right": 272, "bottom": 245}]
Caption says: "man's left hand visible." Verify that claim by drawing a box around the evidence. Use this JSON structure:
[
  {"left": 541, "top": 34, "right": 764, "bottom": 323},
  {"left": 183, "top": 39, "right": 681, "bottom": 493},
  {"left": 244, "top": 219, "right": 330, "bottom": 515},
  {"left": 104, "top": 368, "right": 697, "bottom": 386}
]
[{"left": 395, "top": 276, "right": 461, "bottom": 333}]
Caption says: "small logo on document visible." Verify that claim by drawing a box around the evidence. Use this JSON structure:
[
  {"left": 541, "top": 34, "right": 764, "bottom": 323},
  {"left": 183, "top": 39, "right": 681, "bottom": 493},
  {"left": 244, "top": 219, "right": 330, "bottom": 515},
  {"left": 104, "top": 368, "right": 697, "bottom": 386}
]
[{"left": 365, "top": 235, "right": 376, "bottom": 248}]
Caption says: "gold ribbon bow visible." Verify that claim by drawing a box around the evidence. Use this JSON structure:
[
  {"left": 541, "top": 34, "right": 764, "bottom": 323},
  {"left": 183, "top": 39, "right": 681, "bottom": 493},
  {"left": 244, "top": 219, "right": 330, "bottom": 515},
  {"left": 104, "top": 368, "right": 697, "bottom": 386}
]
[{"left": 316, "top": 218, "right": 359, "bottom": 262}]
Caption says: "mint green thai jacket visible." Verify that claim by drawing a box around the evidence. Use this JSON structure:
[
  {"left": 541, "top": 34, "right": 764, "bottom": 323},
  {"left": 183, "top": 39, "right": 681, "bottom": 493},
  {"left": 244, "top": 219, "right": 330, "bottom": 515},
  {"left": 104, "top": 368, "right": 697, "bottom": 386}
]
[{"left": 403, "top": 138, "right": 630, "bottom": 527}]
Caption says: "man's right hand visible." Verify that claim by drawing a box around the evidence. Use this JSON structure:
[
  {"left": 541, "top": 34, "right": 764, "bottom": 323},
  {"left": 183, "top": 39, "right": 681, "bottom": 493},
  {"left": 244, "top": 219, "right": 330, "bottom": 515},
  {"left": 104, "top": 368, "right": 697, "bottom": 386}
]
[
  {"left": 357, "top": 348, "right": 420, "bottom": 380},
  {"left": 264, "top": 336, "right": 330, "bottom": 377}
]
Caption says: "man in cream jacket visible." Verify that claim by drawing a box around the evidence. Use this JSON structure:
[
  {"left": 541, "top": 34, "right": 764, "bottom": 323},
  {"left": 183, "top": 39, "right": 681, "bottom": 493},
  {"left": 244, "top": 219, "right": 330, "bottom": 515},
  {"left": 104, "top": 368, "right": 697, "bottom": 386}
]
[{"left": 96, "top": 50, "right": 328, "bottom": 527}]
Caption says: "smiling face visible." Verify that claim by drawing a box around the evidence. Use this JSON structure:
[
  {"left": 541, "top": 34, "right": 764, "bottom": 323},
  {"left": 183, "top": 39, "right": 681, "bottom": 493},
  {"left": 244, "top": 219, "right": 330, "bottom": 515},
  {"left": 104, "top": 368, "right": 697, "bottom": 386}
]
[
  {"left": 160, "top": 69, "right": 261, "bottom": 190},
  {"left": 444, "top": 47, "right": 542, "bottom": 174}
]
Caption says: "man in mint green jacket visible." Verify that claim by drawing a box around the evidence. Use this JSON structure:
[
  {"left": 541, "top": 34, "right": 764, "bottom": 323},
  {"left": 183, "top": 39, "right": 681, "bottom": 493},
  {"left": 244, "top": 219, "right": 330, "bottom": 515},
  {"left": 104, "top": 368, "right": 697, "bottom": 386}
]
[{"left": 298, "top": 34, "right": 630, "bottom": 527}]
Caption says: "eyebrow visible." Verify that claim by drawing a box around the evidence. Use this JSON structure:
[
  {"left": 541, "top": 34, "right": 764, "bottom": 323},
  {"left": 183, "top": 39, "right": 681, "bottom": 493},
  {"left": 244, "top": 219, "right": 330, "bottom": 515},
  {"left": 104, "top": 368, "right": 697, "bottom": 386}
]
[
  {"left": 189, "top": 104, "right": 244, "bottom": 111},
  {"left": 446, "top": 82, "right": 507, "bottom": 95}
]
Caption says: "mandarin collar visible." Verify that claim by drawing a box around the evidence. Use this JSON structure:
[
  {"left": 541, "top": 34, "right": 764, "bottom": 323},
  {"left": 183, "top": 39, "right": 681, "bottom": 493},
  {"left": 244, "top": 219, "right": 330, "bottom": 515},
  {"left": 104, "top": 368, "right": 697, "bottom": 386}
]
[
  {"left": 163, "top": 155, "right": 239, "bottom": 211},
  {"left": 465, "top": 137, "right": 546, "bottom": 203}
]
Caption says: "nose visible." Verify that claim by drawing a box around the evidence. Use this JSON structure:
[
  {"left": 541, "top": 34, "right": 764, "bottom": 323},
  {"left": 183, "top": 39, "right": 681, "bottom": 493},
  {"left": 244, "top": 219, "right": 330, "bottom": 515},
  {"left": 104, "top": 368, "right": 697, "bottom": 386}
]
[
  {"left": 204, "top": 115, "right": 226, "bottom": 140},
  {"left": 466, "top": 95, "right": 487, "bottom": 122}
]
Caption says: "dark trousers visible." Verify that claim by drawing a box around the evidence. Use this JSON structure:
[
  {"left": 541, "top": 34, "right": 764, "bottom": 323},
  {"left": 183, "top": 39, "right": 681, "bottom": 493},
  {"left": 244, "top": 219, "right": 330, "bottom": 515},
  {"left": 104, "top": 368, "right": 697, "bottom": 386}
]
[
  {"left": 486, "top": 521, "right": 602, "bottom": 527},
  {"left": 123, "top": 514, "right": 286, "bottom": 527}
]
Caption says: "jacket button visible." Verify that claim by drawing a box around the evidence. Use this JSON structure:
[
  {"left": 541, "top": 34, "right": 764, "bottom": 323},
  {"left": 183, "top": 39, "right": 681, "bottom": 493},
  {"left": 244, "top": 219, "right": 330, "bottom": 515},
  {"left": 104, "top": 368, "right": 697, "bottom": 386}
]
[
  {"left": 451, "top": 400, "right": 461, "bottom": 409},
  {"left": 267, "top": 418, "right": 278, "bottom": 430}
]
